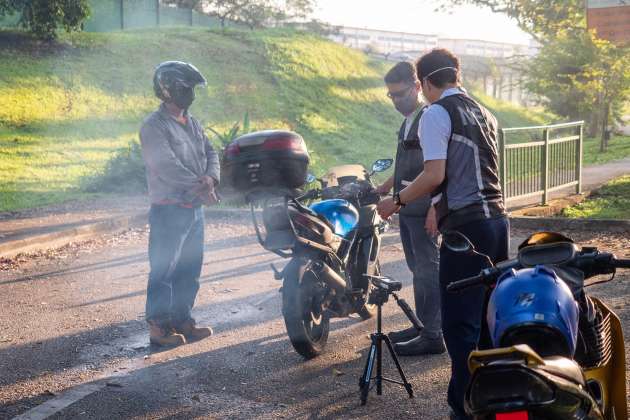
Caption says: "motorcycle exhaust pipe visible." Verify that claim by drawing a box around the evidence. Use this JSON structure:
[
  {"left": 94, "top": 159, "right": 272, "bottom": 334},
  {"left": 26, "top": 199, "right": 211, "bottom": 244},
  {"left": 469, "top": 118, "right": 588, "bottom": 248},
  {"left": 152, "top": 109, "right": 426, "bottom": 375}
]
[{"left": 312, "top": 261, "right": 347, "bottom": 292}]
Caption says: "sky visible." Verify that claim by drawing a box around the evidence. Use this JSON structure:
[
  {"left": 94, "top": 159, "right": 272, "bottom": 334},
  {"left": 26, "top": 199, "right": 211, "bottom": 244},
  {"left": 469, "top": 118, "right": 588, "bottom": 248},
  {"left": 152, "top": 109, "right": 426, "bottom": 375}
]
[{"left": 312, "top": 0, "right": 533, "bottom": 45}]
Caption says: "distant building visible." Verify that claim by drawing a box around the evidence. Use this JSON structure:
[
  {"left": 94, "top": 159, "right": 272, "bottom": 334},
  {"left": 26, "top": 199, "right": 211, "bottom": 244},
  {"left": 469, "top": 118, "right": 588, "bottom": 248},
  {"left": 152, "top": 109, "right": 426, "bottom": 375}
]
[
  {"left": 328, "top": 26, "right": 538, "bottom": 59},
  {"left": 438, "top": 38, "right": 538, "bottom": 58},
  {"left": 328, "top": 27, "right": 438, "bottom": 55}
]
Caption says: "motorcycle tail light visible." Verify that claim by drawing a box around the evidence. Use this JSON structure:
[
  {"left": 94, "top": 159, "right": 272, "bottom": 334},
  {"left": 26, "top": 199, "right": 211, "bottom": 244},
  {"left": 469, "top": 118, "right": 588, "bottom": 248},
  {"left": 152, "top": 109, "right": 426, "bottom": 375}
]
[
  {"left": 496, "top": 412, "right": 528, "bottom": 420},
  {"left": 225, "top": 143, "right": 240, "bottom": 157},
  {"left": 262, "top": 135, "right": 306, "bottom": 152},
  {"left": 469, "top": 367, "right": 554, "bottom": 411}
]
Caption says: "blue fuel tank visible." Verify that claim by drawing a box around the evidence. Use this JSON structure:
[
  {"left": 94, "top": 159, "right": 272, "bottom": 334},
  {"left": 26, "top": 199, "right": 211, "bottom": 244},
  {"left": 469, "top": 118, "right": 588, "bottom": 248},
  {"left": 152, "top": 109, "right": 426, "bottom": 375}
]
[{"left": 310, "top": 199, "right": 359, "bottom": 237}]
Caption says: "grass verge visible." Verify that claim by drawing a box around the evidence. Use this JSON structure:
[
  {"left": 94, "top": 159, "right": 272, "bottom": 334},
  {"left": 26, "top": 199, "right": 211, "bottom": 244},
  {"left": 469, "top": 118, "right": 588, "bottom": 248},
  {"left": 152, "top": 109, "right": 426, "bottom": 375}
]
[{"left": 562, "top": 175, "right": 630, "bottom": 219}]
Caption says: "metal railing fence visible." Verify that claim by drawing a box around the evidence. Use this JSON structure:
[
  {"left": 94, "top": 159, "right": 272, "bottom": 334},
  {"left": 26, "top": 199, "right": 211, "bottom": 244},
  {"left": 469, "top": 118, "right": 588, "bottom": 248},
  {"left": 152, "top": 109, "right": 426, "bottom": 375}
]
[{"left": 499, "top": 121, "right": 584, "bottom": 205}]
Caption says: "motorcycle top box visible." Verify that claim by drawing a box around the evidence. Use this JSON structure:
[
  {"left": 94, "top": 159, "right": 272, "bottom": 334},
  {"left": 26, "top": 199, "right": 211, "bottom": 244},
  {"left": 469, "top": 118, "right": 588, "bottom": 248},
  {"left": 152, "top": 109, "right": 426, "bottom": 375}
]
[{"left": 222, "top": 130, "right": 310, "bottom": 193}]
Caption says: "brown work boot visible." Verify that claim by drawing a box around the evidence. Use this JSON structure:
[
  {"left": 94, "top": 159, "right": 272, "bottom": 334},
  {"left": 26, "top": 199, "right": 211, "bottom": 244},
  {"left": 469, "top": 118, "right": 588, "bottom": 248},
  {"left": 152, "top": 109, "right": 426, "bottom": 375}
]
[
  {"left": 148, "top": 321, "right": 186, "bottom": 347},
  {"left": 175, "top": 319, "right": 213, "bottom": 342}
]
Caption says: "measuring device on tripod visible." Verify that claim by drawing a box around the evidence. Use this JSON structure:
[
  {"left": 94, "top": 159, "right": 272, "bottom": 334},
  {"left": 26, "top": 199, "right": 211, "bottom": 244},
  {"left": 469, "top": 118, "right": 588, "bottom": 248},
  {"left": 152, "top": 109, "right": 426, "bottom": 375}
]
[{"left": 359, "top": 274, "right": 424, "bottom": 405}]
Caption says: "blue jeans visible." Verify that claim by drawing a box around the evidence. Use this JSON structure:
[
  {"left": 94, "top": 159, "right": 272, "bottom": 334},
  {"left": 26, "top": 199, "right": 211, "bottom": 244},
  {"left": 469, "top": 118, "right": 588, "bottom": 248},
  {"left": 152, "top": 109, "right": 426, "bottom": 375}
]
[
  {"left": 399, "top": 214, "right": 441, "bottom": 337},
  {"left": 145, "top": 204, "right": 205, "bottom": 326},
  {"left": 439, "top": 215, "right": 509, "bottom": 419}
]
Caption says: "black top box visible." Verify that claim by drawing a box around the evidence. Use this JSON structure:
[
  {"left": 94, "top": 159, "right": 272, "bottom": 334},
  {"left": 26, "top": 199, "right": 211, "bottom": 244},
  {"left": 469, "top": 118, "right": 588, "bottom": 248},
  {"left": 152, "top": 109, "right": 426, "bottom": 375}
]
[{"left": 221, "top": 130, "right": 310, "bottom": 193}]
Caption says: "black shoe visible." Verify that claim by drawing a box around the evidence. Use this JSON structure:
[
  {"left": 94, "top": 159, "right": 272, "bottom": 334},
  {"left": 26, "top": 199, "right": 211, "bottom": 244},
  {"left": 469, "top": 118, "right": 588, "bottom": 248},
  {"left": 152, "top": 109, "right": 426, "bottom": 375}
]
[
  {"left": 388, "top": 326, "right": 420, "bottom": 344},
  {"left": 394, "top": 334, "right": 446, "bottom": 356}
]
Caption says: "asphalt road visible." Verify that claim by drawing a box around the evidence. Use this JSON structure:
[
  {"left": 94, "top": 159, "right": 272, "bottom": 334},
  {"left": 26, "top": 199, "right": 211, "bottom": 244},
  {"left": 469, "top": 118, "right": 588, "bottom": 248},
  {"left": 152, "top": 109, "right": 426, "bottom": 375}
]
[{"left": 1, "top": 214, "right": 629, "bottom": 419}]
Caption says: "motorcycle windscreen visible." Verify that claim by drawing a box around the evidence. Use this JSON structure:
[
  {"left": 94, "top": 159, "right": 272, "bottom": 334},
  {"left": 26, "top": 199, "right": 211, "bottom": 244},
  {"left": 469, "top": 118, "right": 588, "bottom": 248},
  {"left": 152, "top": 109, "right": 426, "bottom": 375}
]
[
  {"left": 310, "top": 199, "right": 359, "bottom": 237},
  {"left": 518, "top": 231, "right": 574, "bottom": 250}
]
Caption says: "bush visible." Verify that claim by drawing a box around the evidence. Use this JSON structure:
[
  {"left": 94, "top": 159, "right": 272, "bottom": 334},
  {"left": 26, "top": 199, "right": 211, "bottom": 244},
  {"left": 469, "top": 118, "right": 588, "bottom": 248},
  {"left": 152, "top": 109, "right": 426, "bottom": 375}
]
[{"left": 83, "top": 139, "right": 147, "bottom": 194}]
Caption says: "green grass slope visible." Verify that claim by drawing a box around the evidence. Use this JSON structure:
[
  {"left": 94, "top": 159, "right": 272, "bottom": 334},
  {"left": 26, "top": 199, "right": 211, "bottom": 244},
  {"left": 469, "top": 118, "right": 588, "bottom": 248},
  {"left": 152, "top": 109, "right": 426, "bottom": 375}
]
[{"left": 0, "top": 27, "right": 557, "bottom": 211}]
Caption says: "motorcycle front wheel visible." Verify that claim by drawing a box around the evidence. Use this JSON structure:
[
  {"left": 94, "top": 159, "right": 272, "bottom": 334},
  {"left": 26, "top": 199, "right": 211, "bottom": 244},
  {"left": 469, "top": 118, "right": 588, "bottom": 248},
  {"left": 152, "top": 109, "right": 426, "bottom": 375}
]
[
  {"left": 282, "top": 259, "right": 330, "bottom": 359},
  {"left": 356, "top": 259, "right": 380, "bottom": 320}
]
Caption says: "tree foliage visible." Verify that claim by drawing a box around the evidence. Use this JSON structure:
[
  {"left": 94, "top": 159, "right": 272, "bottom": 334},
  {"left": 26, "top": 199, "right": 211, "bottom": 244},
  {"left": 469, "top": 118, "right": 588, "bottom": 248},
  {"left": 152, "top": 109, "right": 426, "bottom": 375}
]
[
  {"left": 0, "top": 0, "right": 90, "bottom": 40},
  {"left": 440, "top": 0, "right": 630, "bottom": 150},
  {"left": 198, "top": 0, "right": 315, "bottom": 29}
]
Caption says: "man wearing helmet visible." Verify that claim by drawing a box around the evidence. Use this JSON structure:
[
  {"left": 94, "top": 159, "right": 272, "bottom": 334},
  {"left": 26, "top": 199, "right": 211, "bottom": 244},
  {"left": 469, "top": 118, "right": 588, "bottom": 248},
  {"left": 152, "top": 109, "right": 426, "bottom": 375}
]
[{"left": 140, "top": 61, "right": 220, "bottom": 347}]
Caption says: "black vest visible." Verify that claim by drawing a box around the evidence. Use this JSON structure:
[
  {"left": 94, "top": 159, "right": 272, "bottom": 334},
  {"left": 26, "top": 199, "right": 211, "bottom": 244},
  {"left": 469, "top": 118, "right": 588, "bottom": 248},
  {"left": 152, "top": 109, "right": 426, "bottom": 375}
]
[
  {"left": 431, "top": 93, "right": 506, "bottom": 229},
  {"left": 393, "top": 107, "right": 431, "bottom": 217}
]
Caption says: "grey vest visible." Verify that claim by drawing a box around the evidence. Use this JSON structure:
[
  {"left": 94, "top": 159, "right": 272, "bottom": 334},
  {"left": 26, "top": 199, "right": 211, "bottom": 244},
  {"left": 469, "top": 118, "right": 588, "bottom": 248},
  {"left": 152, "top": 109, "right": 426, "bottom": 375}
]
[
  {"left": 431, "top": 93, "right": 506, "bottom": 229},
  {"left": 393, "top": 107, "right": 431, "bottom": 217}
]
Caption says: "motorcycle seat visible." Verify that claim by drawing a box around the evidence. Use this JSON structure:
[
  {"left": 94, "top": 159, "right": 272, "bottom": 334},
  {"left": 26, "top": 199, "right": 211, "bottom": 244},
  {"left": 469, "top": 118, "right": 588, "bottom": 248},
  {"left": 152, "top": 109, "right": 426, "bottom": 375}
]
[{"left": 540, "top": 356, "right": 586, "bottom": 386}]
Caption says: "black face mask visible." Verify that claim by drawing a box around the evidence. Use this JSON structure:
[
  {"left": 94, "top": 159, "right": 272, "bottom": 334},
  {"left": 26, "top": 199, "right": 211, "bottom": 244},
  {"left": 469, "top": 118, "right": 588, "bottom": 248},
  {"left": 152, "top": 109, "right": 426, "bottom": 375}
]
[{"left": 170, "top": 85, "right": 195, "bottom": 110}]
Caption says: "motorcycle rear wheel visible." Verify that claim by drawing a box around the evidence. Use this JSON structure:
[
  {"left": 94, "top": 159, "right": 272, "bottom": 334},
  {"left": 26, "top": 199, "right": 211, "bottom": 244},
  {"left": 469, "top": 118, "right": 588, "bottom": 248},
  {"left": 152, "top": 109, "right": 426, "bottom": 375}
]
[{"left": 282, "top": 259, "right": 330, "bottom": 359}]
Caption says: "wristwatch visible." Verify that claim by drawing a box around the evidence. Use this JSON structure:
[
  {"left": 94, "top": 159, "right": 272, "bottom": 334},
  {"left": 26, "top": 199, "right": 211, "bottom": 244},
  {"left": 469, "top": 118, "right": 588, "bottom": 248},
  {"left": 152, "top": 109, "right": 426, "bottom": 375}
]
[{"left": 393, "top": 192, "right": 406, "bottom": 207}]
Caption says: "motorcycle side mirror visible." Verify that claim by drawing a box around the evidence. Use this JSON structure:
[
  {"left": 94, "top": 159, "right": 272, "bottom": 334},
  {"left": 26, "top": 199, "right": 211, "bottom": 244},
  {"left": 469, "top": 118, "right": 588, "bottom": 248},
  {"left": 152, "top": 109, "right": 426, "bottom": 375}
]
[
  {"left": 371, "top": 158, "right": 393, "bottom": 174},
  {"left": 305, "top": 173, "right": 317, "bottom": 184},
  {"left": 443, "top": 230, "right": 495, "bottom": 268},
  {"left": 442, "top": 231, "right": 475, "bottom": 254}
]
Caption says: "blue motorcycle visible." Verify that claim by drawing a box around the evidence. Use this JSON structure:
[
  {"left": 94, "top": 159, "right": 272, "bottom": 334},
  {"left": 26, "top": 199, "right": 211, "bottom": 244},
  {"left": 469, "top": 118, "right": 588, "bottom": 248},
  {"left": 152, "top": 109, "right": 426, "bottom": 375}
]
[
  {"left": 249, "top": 159, "right": 392, "bottom": 359},
  {"left": 444, "top": 231, "right": 630, "bottom": 420}
]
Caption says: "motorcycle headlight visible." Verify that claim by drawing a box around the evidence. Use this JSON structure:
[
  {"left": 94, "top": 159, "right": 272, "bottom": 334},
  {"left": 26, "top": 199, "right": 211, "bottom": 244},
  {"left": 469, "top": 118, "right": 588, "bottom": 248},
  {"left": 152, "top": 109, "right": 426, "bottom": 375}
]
[{"left": 468, "top": 366, "right": 555, "bottom": 412}]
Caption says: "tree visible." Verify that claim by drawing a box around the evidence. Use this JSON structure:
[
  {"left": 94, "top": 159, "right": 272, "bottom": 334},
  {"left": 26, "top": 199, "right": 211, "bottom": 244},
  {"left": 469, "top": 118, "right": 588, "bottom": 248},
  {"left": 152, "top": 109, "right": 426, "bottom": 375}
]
[
  {"left": 440, "top": 0, "right": 630, "bottom": 151},
  {"left": 0, "top": 0, "right": 90, "bottom": 40},
  {"left": 199, "top": 0, "right": 315, "bottom": 30}
]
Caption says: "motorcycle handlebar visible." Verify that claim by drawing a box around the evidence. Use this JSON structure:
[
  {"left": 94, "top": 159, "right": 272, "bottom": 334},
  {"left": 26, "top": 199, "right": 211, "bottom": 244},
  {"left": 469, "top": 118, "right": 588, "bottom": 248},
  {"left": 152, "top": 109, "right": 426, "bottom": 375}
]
[
  {"left": 296, "top": 189, "right": 320, "bottom": 202},
  {"left": 446, "top": 249, "right": 630, "bottom": 294},
  {"left": 446, "top": 266, "right": 502, "bottom": 293},
  {"left": 298, "top": 182, "right": 387, "bottom": 207},
  {"left": 613, "top": 258, "right": 630, "bottom": 269},
  {"left": 446, "top": 273, "right": 485, "bottom": 292}
]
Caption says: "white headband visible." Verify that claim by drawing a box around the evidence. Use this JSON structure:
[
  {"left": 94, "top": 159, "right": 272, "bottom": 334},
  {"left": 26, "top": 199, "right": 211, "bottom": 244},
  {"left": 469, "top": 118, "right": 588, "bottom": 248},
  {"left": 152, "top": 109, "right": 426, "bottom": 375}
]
[{"left": 423, "top": 66, "right": 458, "bottom": 80}]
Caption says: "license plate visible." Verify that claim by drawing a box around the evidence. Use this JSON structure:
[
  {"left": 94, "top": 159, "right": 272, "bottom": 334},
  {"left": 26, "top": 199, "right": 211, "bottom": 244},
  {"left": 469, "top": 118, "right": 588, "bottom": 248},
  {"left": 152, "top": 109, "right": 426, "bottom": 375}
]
[{"left": 496, "top": 412, "right": 528, "bottom": 420}]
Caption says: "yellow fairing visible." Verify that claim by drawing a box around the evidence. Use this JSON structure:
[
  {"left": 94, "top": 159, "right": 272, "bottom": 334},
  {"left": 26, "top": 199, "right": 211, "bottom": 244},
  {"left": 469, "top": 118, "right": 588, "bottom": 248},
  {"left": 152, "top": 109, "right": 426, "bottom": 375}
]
[{"left": 583, "top": 297, "right": 627, "bottom": 420}]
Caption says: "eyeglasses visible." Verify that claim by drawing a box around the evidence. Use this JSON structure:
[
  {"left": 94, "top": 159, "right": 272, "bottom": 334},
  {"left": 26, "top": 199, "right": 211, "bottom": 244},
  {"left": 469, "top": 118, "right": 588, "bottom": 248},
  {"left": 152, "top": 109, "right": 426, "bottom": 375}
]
[{"left": 386, "top": 85, "right": 414, "bottom": 100}]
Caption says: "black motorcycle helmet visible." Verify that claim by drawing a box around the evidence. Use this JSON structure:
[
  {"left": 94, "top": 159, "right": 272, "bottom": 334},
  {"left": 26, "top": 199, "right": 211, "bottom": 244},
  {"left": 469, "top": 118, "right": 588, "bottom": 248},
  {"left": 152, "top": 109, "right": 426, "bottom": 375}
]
[{"left": 153, "top": 61, "right": 206, "bottom": 109}]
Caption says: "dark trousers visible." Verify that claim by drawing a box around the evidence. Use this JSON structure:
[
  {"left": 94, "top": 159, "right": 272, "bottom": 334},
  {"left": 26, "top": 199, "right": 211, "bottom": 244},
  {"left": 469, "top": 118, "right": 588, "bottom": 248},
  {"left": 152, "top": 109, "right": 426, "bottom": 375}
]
[
  {"left": 145, "top": 204, "right": 205, "bottom": 326},
  {"left": 439, "top": 215, "right": 509, "bottom": 419},
  {"left": 399, "top": 214, "right": 441, "bottom": 337}
]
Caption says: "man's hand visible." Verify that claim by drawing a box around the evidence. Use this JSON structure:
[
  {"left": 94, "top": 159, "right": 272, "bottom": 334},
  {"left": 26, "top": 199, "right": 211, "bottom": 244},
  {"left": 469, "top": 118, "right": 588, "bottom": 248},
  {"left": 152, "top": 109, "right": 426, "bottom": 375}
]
[
  {"left": 199, "top": 175, "right": 216, "bottom": 188},
  {"left": 185, "top": 176, "right": 219, "bottom": 205},
  {"left": 375, "top": 175, "right": 394, "bottom": 196},
  {"left": 198, "top": 188, "right": 219, "bottom": 205},
  {"left": 377, "top": 196, "right": 400, "bottom": 220},
  {"left": 425, "top": 205, "right": 438, "bottom": 237},
  {"left": 375, "top": 183, "right": 392, "bottom": 195}
]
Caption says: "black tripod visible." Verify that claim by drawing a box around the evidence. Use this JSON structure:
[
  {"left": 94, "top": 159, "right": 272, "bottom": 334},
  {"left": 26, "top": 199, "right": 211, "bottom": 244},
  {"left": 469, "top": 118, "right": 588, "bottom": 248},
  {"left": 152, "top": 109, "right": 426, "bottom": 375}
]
[{"left": 359, "top": 276, "right": 424, "bottom": 405}]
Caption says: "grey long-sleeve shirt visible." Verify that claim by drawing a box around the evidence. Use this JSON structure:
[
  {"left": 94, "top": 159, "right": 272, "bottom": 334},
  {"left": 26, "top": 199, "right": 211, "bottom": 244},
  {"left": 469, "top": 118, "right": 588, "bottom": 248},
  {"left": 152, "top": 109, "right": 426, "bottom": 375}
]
[{"left": 139, "top": 104, "right": 220, "bottom": 205}]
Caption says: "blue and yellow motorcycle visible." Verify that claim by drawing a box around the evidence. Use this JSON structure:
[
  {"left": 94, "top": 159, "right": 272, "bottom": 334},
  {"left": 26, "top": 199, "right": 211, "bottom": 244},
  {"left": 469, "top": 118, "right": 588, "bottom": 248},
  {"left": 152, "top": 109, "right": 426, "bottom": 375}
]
[
  {"left": 248, "top": 159, "right": 392, "bottom": 359},
  {"left": 445, "top": 231, "right": 629, "bottom": 420}
]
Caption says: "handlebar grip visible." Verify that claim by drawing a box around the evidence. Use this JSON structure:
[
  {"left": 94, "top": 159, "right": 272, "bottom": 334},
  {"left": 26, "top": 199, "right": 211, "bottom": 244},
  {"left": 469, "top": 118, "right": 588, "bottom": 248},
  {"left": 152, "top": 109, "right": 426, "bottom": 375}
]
[
  {"left": 297, "top": 189, "right": 319, "bottom": 201},
  {"left": 446, "top": 275, "right": 484, "bottom": 293},
  {"left": 613, "top": 258, "right": 630, "bottom": 269}
]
